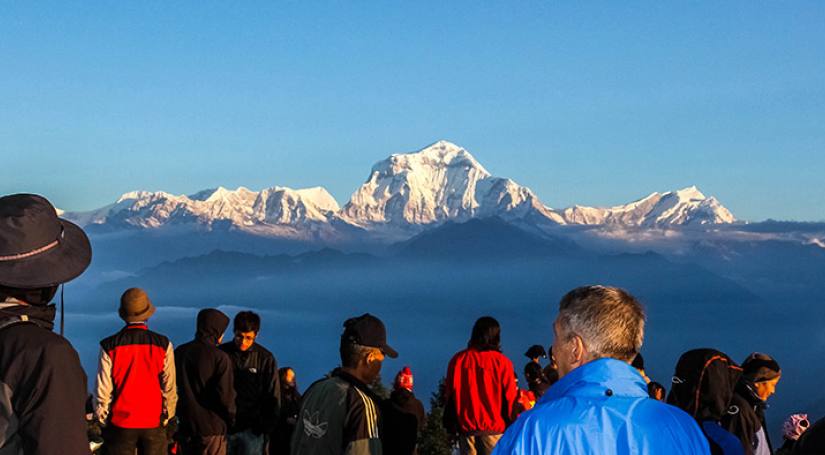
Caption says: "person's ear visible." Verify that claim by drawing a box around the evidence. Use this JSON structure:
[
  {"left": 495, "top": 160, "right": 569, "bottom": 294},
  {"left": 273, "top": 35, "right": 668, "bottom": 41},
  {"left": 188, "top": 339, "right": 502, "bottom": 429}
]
[{"left": 570, "top": 335, "right": 585, "bottom": 365}]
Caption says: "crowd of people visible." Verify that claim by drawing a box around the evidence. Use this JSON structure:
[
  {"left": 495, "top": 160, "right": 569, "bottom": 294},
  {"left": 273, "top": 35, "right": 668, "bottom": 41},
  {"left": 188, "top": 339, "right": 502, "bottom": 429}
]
[{"left": 2, "top": 192, "right": 825, "bottom": 455}]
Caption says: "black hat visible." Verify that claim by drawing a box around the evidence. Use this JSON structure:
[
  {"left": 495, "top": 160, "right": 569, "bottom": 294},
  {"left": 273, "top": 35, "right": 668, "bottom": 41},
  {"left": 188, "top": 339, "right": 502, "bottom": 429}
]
[
  {"left": 0, "top": 194, "right": 91, "bottom": 289},
  {"left": 524, "top": 345, "right": 546, "bottom": 360},
  {"left": 341, "top": 313, "right": 398, "bottom": 358},
  {"left": 741, "top": 352, "right": 781, "bottom": 383}
]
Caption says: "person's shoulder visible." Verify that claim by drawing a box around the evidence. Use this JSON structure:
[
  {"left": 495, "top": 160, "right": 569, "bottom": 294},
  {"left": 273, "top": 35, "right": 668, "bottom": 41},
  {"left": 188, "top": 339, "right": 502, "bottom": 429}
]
[
  {"left": 218, "top": 341, "right": 233, "bottom": 353},
  {"left": 251, "top": 342, "right": 275, "bottom": 359},
  {"left": 632, "top": 399, "right": 706, "bottom": 437}
]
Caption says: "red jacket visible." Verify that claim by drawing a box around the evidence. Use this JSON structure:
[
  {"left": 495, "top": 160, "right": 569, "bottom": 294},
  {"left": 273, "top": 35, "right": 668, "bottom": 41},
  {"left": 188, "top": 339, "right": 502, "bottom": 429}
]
[
  {"left": 446, "top": 347, "right": 518, "bottom": 435},
  {"left": 94, "top": 324, "right": 177, "bottom": 428}
]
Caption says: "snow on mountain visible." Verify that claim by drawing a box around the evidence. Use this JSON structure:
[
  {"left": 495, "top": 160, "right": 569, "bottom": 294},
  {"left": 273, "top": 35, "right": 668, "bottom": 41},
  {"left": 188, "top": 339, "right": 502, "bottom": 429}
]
[
  {"left": 63, "top": 186, "right": 341, "bottom": 231},
  {"left": 562, "top": 186, "right": 736, "bottom": 227},
  {"left": 341, "top": 140, "right": 564, "bottom": 227},
  {"left": 61, "top": 141, "right": 737, "bottom": 238}
]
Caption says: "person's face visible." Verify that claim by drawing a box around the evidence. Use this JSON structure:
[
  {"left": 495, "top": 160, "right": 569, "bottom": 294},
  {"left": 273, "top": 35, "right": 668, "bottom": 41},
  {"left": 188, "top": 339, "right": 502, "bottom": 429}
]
[
  {"left": 363, "top": 348, "right": 385, "bottom": 383},
  {"left": 755, "top": 376, "right": 780, "bottom": 401},
  {"left": 234, "top": 330, "right": 257, "bottom": 352},
  {"left": 283, "top": 368, "right": 296, "bottom": 385}
]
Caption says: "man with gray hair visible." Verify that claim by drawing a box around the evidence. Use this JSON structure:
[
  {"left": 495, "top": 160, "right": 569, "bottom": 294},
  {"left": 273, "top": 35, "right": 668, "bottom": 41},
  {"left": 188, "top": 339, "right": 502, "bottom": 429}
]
[{"left": 493, "top": 286, "right": 710, "bottom": 454}]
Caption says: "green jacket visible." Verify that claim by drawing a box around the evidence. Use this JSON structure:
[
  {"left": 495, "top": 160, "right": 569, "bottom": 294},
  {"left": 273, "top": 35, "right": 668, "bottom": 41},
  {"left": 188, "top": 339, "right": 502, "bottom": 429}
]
[{"left": 291, "top": 369, "right": 383, "bottom": 455}]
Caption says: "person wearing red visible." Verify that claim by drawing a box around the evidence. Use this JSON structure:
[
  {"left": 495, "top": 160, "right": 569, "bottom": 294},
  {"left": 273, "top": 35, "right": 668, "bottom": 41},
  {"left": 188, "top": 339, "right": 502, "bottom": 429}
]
[
  {"left": 94, "top": 287, "right": 177, "bottom": 455},
  {"left": 445, "top": 317, "right": 518, "bottom": 455}
]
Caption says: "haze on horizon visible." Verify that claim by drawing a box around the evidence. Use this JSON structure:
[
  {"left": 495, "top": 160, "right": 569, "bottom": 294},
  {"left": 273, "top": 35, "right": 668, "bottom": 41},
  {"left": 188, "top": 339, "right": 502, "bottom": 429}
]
[{"left": 2, "top": 2, "right": 824, "bottom": 221}]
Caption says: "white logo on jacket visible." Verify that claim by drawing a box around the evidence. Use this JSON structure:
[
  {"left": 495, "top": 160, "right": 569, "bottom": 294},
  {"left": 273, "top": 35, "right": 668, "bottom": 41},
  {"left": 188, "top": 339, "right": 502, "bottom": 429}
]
[{"left": 303, "top": 410, "right": 328, "bottom": 439}]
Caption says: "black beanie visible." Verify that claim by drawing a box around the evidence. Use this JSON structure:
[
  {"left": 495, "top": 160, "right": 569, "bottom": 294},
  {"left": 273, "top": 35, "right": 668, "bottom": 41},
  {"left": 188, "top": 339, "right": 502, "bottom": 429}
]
[{"left": 741, "top": 352, "right": 781, "bottom": 383}]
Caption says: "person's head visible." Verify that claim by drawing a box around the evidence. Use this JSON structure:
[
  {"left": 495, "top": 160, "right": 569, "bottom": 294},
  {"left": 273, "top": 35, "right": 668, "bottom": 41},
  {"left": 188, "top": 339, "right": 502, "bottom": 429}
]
[
  {"left": 394, "top": 366, "right": 414, "bottom": 392},
  {"left": 339, "top": 314, "right": 398, "bottom": 384},
  {"left": 118, "top": 288, "right": 155, "bottom": 324},
  {"left": 196, "top": 308, "right": 230, "bottom": 345},
  {"left": 233, "top": 311, "right": 260, "bottom": 351},
  {"left": 632, "top": 353, "right": 651, "bottom": 383},
  {"left": 524, "top": 361, "right": 546, "bottom": 386},
  {"left": 782, "top": 413, "right": 810, "bottom": 442},
  {"left": 741, "top": 352, "right": 781, "bottom": 401},
  {"left": 0, "top": 194, "right": 91, "bottom": 305},
  {"left": 524, "top": 344, "right": 546, "bottom": 363},
  {"left": 279, "top": 367, "right": 296, "bottom": 388},
  {"left": 667, "top": 349, "right": 742, "bottom": 421},
  {"left": 648, "top": 381, "right": 666, "bottom": 401},
  {"left": 552, "top": 285, "right": 645, "bottom": 378},
  {"left": 468, "top": 316, "right": 501, "bottom": 351}
]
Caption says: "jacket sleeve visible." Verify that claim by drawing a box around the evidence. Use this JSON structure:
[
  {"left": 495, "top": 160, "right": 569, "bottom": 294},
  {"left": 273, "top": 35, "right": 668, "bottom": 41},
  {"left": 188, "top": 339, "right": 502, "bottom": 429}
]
[
  {"left": 344, "top": 388, "right": 382, "bottom": 455},
  {"left": 93, "top": 346, "right": 114, "bottom": 423},
  {"left": 216, "top": 352, "right": 237, "bottom": 427},
  {"left": 260, "top": 354, "right": 281, "bottom": 434},
  {"left": 161, "top": 342, "right": 178, "bottom": 422},
  {"left": 501, "top": 358, "right": 518, "bottom": 425}
]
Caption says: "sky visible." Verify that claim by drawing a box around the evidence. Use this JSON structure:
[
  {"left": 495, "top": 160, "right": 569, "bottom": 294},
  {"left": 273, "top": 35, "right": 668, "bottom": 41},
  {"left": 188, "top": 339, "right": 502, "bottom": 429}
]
[{"left": 1, "top": 2, "right": 823, "bottom": 221}]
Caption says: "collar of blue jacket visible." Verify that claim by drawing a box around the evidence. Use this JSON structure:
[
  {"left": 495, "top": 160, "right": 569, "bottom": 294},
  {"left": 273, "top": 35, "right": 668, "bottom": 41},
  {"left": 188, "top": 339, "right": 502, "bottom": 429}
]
[{"left": 541, "top": 357, "right": 647, "bottom": 403}]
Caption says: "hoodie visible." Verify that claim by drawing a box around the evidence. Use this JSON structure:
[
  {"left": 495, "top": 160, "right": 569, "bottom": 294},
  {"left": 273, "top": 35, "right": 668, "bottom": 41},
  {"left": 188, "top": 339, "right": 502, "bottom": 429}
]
[{"left": 174, "top": 309, "right": 236, "bottom": 437}]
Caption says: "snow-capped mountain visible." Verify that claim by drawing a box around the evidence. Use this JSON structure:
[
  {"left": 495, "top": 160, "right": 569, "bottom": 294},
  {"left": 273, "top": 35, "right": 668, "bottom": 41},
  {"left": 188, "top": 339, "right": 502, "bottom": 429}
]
[
  {"left": 62, "top": 141, "right": 737, "bottom": 240},
  {"left": 341, "top": 140, "right": 564, "bottom": 227},
  {"left": 561, "top": 186, "right": 736, "bottom": 227},
  {"left": 63, "top": 186, "right": 341, "bottom": 232}
]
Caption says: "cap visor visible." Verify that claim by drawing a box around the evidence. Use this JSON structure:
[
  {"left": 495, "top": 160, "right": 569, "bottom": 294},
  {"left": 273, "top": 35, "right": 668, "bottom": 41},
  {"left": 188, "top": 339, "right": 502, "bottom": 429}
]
[{"left": 382, "top": 344, "right": 398, "bottom": 359}]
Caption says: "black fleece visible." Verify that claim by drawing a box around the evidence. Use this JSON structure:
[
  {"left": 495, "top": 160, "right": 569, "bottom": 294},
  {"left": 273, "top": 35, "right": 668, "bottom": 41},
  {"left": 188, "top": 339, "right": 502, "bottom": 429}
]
[
  {"left": 175, "top": 308, "right": 236, "bottom": 437},
  {"left": 0, "top": 304, "right": 89, "bottom": 455}
]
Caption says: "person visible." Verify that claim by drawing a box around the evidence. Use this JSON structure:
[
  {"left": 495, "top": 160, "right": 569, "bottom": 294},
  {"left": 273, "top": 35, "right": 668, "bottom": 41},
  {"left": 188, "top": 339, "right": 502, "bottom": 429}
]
[
  {"left": 631, "top": 352, "right": 651, "bottom": 383},
  {"left": 94, "top": 287, "right": 177, "bottom": 455},
  {"left": 176, "top": 308, "right": 236, "bottom": 455},
  {"left": 219, "top": 311, "right": 280, "bottom": 455},
  {"left": 0, "top": 193, "right": 92, "bottom": 454},
  {"left": 444, "top": 316, "right": 518, "bottom": 455},
  {"left": 271, "top": 367, "right": 302, "bottom": 455},
  {"left": 774, "top": 413, "right": 808, "bottom": 455},
  {"left": 791, "top": 414, "right": 824, "bottom": 454},
  {"left": 382, "top": 366, "right": 426, "bottom": 455},
  {"left": 493, "top": 285, "right": 710, "bottom": 455},
  {"left": 523, "top": 362, "right": 550, "bottom": 400},
  {"left": 667, "top": 348, "right": 745, "bottom": 455},
  {"left": 291, "top": 313, "right": 398, "bottom": 455},
  {"left": 722, "top": 352, "right": 781, "bottom": 455},
  {"left": 647, "top": 381, "right": 666, "bottom": 401},
  {"left": 524, "top": 345, "right": 546, "bottom": 364}
]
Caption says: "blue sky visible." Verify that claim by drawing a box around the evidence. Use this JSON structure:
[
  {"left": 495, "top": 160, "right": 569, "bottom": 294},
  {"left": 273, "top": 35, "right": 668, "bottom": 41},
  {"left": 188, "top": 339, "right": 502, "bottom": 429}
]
[{"left": 1, "top": 2, "right": 823, "bottom": 221}]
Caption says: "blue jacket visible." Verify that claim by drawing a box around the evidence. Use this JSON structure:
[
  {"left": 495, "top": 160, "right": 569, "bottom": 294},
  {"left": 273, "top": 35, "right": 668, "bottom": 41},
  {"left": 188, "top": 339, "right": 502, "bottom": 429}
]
[{"left": 493, "top": 358, "right": 710, "bottom": 455}]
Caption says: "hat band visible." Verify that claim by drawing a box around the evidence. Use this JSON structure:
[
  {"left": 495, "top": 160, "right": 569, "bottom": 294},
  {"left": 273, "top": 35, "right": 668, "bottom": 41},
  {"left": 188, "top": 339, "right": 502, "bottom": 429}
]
[{"left": 0, "top": 228, "right": 63, "bottom": 262}]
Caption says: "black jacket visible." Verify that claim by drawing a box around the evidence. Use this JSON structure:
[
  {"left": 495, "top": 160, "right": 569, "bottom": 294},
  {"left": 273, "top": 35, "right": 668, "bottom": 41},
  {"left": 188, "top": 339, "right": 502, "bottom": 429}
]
[
  {"left": 0, "top": 303, "right": 89, "bottom": 455},
  {"left": 219, "top": 341, "right": 280, "bottom": 434},
  {"left": 722, "top": 380, "right": 772, "bottom": 455},
  {"left": 175, "top": 310, "right": 236, "bottom": 437},
  {"left": 382, "top": 388, "right": 426, "bottom": 455}
]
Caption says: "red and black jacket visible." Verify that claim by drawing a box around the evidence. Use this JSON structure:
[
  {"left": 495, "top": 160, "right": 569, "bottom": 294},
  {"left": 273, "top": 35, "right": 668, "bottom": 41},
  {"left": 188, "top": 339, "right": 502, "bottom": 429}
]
[{"left": 94, "top": 323, "right": 177, "bottom": 429}]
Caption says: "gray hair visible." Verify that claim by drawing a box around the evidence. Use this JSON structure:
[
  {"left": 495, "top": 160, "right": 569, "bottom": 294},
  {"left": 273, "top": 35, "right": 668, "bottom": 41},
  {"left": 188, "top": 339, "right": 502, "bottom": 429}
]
[
  {"left": 556, "top": 285, "right": 645, "bottom": 362},
  {"left": 340, "top": 342, "right": 381, "bottom": 368}
]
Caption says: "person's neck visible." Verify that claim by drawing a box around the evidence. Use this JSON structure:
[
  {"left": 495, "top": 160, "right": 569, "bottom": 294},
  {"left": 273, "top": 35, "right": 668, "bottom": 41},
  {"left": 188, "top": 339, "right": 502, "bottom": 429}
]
[{"left": 340, "top": 367, "right": 371, "bottom": 385}]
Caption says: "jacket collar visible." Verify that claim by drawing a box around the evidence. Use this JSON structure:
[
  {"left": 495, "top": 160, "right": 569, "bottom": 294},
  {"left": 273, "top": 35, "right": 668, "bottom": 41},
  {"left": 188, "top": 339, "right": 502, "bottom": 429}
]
[
  {"left": 333, "top": 368, "right": 382, "bottom": 402},
  {"left": 0, "top": 302, "right": 56, "bottom": 331},
  {"left": 541, "top": 358, "right": 648, "bottom": 404}
]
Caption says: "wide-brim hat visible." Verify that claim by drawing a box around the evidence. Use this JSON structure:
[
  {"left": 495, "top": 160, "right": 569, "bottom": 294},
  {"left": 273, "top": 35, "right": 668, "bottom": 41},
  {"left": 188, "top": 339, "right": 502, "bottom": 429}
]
[{"left": 0, "top": 194, "right": 92, "bottom": 289}]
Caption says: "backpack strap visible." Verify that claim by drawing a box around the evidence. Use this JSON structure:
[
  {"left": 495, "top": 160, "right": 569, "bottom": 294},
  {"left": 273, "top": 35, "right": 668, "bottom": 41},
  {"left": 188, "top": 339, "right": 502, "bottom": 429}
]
[{"left": 0, "top": 315, "right": 34, "bottom": 332}]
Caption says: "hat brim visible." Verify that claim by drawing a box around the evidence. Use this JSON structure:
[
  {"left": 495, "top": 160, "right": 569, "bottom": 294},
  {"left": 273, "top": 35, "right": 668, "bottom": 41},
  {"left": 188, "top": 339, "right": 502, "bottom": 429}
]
[
  {"left": 0, "top": 219, "right": 92, "bottom": 289},
  {"left": 382, "top": 344, "right": 398, "bottom": 359},
  {"left": 120, "top": 302, "right": 156, "bottom": 323}
]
